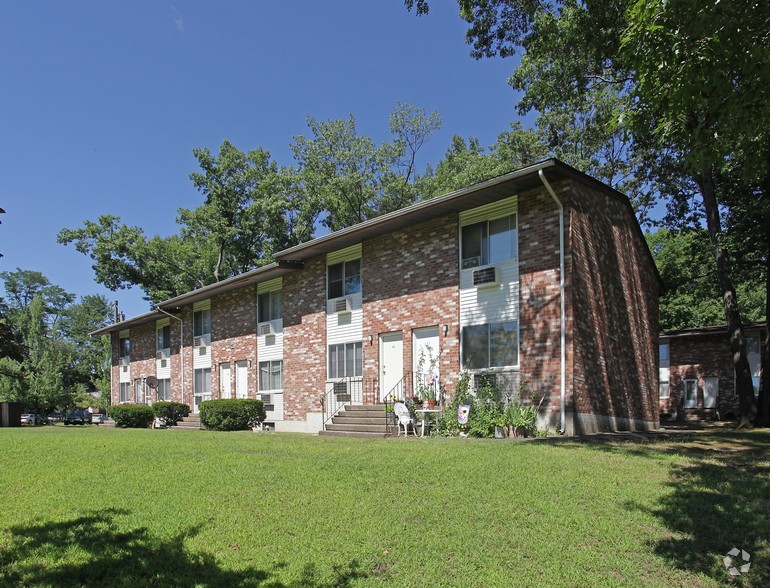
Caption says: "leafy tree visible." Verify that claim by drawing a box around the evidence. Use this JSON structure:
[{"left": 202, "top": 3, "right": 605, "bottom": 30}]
[
  {"left": 419, "top": 122, "right": 548, "bottom": 198},
  {"left": 621, "top": 0, "right": 769, "bottom": 424},
  {"left": 0, "top": 273, "right": 112, "bottom": 413},
  {"left": 60, "top": 103, "right": 441, "bottom": 302},
  {"left": 648, "top": 229, "right": 764, "bottom": 331},
  {"left": 405, "top": 0, "right": 767, "bottom": 425},
  {"left": 181, "top": 141, "right": 290, "bottom": 281},
  {"left": 291, "top": 104, "right": 440, "bottom": 232}
]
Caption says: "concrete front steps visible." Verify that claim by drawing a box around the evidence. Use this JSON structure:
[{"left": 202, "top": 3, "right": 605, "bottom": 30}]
[
  {"left": 319, "top": 404, "right": 392, "bottom": 438},
  {"left": 171, "top": 413, "right": 203, "bottom": 430}
]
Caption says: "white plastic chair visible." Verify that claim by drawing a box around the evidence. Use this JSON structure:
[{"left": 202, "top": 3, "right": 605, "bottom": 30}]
[{"left": 393, "top": 401, "right": 415, "bottom": 437}]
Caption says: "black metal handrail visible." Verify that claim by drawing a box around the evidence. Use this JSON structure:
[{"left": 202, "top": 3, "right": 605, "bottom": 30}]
[
  {"left": 382, "top": 372, "right": 415, "bottom": 435},
  {"left": 322, "top": 377, "right": 364, "bottom": 426}
]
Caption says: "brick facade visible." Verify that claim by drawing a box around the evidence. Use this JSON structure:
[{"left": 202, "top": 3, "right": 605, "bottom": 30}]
[
  {"left": 211, "top": 287, "right": 258, "bottom": 400},
  {"left": 518, "top": 184, "right": 570, "bottom": 422},
  {"left": 362, "top": 215, "right": 461, "bottom": 399},
  {"left": 282, "top": 256, "right": 327, "bottom": 425},
  {"left": 661, "top": 326, "right": 766, "bottom": 420},
  {"left": 569, "top": 181, "right": 659, "bottom": 433},
  {"left": 103, "top": 161, "right": 660, "bottom": 435}
]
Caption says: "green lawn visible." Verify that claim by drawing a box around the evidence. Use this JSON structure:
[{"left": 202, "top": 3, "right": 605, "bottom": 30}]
[{"left": 0, "top": 427, "right": 768, "bottom": 587}]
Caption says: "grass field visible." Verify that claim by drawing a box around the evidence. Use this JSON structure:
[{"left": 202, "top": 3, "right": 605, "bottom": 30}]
[{"left": 0, "top": 426, "right": 768, "bottom": 587}]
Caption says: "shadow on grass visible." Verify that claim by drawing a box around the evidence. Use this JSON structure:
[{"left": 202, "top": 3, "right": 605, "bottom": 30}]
[
  {"left": 558, "top": 430, "right": 770, "bottom": 586},
  {"left": 0, "top": 508, "right": 368, "bottom": 587}
]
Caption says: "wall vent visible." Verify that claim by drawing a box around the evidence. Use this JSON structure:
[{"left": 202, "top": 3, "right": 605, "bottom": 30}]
[
  {"left": 333, "top": 298, "right": 352, "bottom": 314},
  {"left": 472, "top": 266, "right": 499, "bottom": 287}
]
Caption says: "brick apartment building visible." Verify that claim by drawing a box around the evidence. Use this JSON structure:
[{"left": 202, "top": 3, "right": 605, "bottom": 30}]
[
  {"left": 659, "top": 323, "right": 766, "bottom": 420},
  {"left": 93, "top": 159, "right": 661, "bottom": 435}
]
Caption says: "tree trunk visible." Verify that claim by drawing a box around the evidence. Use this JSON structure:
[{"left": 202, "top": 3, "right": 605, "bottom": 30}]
[
  {"left": 757, "top": 254, "right": 770, "bottom": 427},
  {"left": 695, "top": 167, "right": 756, "bottom": 427}
]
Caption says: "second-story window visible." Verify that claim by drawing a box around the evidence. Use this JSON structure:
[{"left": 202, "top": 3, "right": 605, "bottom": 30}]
[
  {"left": 328, "top": 259, "right": 361, "bottom": 299},
  {"left": 119, "top": 336, "right": 130, "bottom": 359},
  {"left": 461, "top": 214, "right": 518, "bottom": 269},
  {"left": 157, "top": 325, "right": 171, "bottom": 351},
  {"left": 193, "top": 309, "right": 211, "bottom": 345},
  {"left": 258, "top": 290, "right": 282, "bottom": 323}
]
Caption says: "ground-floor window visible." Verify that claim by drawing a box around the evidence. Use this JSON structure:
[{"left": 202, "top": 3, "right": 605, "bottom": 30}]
[
  {"left": 135, "top": 379, "right": 144, "bottom": 404},
  {"left": 119, "top": 382, "right": 131, "bottom": 402},
  {"left": 157, "top": 378, "right": 171, "bottom": 401},
  {"left": 461, "top": 321, "right": 518, "bottom": 369},
  {"left": 659, "top": 380, "right": 670, "bottom": 399},
  {"left": 259, "top": 360, "right": 283, "bottom": 391},
  {"left": 684, "top": 379, "right": 698, "bottom": 408},
  {"left": 328, "top": 342, "right": 362, "bottom": 379},
  {"left": 194, "top": 368, "right": 211, "bottom": 395}
]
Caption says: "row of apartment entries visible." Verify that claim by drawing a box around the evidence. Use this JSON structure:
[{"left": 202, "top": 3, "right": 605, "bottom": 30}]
[{"left": 115, "top": 200, "right": 523, "bottom": 423}]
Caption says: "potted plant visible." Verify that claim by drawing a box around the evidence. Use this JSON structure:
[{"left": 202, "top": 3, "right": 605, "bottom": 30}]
[{"left": 504, "top": 394, "right": 546, "bottom": 438}]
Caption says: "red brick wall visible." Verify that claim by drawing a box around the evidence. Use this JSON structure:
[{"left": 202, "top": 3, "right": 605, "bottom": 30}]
[
  {"left": 362, "top": 215, "right": 460, "bottom": 400},
  {"left": 518, "top": 184, "right": 570, "bottom": 417},
  {"left": 211, "top": 287, "right": 258, "bottom": 399},
  {"left": 127, "top": 322, "right": 156, "bottom": 403},
  {"left": 661, "top": 329, "right": 766, "bottom": 418},
  {"left": 110, "top": 334, "right": 119, "bottom": 405},
  {"left": 282, "top": 256, "right": 327, "bottom": 421},
  {"left": 570, "top": 180, "right": 659, "bottom": 430}
]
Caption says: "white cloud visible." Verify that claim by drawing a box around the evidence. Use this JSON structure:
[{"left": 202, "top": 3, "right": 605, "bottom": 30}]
[{"left": 172, "top": 6, "right": 184, "bottom": 32}]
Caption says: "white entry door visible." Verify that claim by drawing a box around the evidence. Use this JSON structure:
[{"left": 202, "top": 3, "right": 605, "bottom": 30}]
[
  {"left": 704, "top": 376, "right": 719, "bottom": 409},
  {"left": 220, "top": 363, "right": 232, "bottom": 399},
  {"left": 235, "top": 361, "right": 249, "bottom": 399},
  {"left": 380, "top": 332, "right": 403, "bottom": 401}
]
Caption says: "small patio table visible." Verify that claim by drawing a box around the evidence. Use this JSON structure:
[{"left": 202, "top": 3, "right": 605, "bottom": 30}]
[{"left": 414, "top": 408, "right": 442, "bottom": 437}]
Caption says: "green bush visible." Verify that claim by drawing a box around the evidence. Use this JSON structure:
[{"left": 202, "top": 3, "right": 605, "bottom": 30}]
[
  {"left": 152, "top": 402, "right": 190, "bottom": 427},
  {"left": 109, "top": 404, "right": 155, "bottom": 428},
  {"left": 199, "top": 399, "right": 266, "bottom": 431}
]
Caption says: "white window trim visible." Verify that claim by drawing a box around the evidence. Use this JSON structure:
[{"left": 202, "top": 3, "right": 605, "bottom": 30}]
[
  {"left": 327, "top": 341, "right": 364, "bottom": 380},
  {"left": 460, "top": 321, "right": 520, "bottom": 371}
]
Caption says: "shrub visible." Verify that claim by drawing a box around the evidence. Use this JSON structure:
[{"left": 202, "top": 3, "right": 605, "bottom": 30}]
[
  {"left": 199, "top": 399, "right": 266, "bottom": 431},
  {"left": 152, "top": 402, "right": 190, "bottom": 427},
  {"left": 109, "top": 404, "right": 155, "bottom": 428}
]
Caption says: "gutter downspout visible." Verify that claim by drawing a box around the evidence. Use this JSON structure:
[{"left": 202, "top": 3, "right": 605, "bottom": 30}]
[
  {"left": 538, "top": 170, "right": 567, "bottom": 434},
  {"left": 156, "top": 306, "right": 185, "bottom": 407}
]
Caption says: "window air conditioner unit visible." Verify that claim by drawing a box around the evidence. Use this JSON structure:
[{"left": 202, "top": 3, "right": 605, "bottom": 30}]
[
  {"left": 472, "top": 266, "right": 500, "bottom": 288},
  {"left": 193, "top": 336, "right": 204, "bottom": 348},
  {"left": 260, "top": 394, "right": 275, "bottom": 412},
  {"left": 258, "top": 322, "right": 275, "bottom": 336},
  {"left": 333, "top": 381, "right": 348, "bottom": 395},
  {"left": 120, "top": 356, "right": 130, "bottom": 366},
  {"left": 333, "top": 298, "right": 352, "bottom": 314},
  {"left": 156, "top": 351, "right": 163, "bottom": 360}
]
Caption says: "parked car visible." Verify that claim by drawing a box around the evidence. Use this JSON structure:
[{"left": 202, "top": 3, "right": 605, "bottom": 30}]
[
  {"left": 91, "top": 414, "right": 107, "bottom": 425},
  {"left": 47, "top": 412, "right": 65, "bottom": 424},
  {"left": 63, "top": 410, "right": 92, "bottom": 425},
  {"left": 20, "top": 413, "right": 35, "bottom": 425}
]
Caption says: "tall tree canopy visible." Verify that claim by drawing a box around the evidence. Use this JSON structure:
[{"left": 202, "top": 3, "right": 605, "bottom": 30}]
[
  {"left": 406, "top": 0, "right": 769, "bottom": 424},
  {"left": 60, "top": 103, "right": 442, "bottom": 304},
  {"left": 0, "top": 269, "right": 112, "bottom": 413}
]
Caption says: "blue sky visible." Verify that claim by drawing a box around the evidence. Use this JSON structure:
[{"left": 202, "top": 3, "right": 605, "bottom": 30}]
[{"left": 0, "top": 1, "right": 523, "bottom": 320}]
